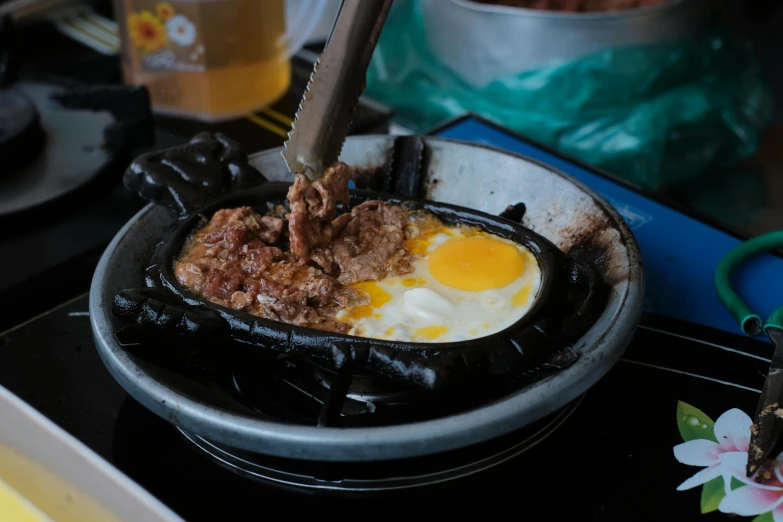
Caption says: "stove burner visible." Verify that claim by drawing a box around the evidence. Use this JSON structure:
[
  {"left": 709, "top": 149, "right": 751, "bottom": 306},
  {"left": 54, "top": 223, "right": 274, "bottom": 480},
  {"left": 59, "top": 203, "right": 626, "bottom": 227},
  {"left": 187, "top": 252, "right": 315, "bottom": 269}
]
[
  {"left": 0, "top": 82, "right": 114, "bottom": 217},
  {"left": 177, "top": 395, "right": 583, "bottom": 493},
  {"left": 0, "top": 87, "right": 45, "bottom": 175},
  {"left": 0, "top": 80, "right": 154, "bottom": 218},
  {"left": 227, "top": 353, "right": 561, "bottom": 429},
  {"left": 230, "top": 356, "right": 425, "bottom": 426}
]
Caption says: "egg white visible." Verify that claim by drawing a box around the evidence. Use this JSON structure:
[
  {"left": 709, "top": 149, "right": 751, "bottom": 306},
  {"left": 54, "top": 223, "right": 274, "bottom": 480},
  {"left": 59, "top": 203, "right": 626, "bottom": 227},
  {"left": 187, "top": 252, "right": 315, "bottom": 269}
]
[{"left": 336, "top": 227, "right": 542, "bottom": 343}]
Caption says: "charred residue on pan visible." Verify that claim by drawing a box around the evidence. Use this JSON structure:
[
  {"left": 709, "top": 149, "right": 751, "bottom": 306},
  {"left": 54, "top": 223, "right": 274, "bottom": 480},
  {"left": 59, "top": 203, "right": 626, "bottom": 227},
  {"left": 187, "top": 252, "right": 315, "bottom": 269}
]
[
  {"left": 519, "top": 195, "right": 630, "bottom": 288},
  {"left": 349, "top": 136, "right": 428, "bottom": 198},
  {"left": 554, "top": 210, "right": 629, "bottom": 286},
  {"left": 348, "top": 164, "right": 386, "bottom": 191}
]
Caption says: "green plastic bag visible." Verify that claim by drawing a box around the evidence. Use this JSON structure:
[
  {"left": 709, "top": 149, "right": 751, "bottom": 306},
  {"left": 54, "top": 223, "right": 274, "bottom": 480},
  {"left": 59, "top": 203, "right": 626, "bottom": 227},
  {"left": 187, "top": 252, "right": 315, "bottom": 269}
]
[{"left": 365, "top": 0, "right": 774, "bottom": 190}]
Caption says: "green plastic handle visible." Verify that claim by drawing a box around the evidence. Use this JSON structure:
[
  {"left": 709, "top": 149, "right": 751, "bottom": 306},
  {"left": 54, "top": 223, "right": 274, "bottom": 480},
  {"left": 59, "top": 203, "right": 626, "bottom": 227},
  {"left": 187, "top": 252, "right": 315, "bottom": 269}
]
[
  {"left": 768, "top": 305, "right": 783, "bottom": 334},
  {"left": 715, "top": 230, "right": 783, "bottom": 337}
]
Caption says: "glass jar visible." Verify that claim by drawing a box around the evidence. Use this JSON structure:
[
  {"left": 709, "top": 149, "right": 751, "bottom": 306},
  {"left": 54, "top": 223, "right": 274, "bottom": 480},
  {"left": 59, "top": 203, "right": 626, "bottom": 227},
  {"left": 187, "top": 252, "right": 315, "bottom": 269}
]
[{"left": 114, "top": 0, "right": 324, "bottom": 121}]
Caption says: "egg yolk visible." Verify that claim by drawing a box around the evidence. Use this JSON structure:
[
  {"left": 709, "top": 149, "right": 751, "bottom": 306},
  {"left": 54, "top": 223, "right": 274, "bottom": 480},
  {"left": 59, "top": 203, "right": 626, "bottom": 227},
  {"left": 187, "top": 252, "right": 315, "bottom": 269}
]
[
  {"left": 428, "top": 237, "right": 525, "bottom": 291},
  {"left": 341, "top": 282, "right": 392, "bottom": 323},
  {"left": 341, "top": 305, "right": 374, "bottom": 321},
  {"left": 406, "top": 237, "right": 431, "bottom": 256},
  {"left": 413, "top": 325, "right": 448, "bottom": 341},
  {"left": 351, "top": 282, "right": 392, "bottom": 307},
  {"left": 401, "top": 277, "right": 426, "bottom": 287},
  {"left": 511, "top": 284, "right": 532, "bottom": 307}
]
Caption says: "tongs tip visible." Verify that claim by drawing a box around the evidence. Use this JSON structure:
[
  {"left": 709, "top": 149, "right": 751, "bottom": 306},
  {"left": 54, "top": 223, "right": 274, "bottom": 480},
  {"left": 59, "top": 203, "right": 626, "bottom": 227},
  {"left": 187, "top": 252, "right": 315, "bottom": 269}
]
[
  {"left": 746, "top": 403, "right": 783, "bottom": 479},
  {"left": 281, "top": 0, "right": 392, "bottom": 182}
]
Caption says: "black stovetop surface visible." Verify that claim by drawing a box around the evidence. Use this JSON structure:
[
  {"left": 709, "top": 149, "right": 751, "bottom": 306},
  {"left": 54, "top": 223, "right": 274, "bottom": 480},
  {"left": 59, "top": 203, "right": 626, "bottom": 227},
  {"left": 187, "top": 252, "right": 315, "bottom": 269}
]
[{"left": 0, "top": 292, "right": 771, "bottom": 520}]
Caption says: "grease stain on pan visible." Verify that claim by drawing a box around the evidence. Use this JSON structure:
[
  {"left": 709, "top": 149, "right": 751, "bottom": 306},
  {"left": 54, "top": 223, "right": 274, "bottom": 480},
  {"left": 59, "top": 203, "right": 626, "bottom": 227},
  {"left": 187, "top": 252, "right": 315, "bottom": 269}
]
[
  {"left": 531, "top": 209, "right": 630, "bottom": 286},
  {"left": 505, "top": 189, "right": 630, "bottom": 286}
]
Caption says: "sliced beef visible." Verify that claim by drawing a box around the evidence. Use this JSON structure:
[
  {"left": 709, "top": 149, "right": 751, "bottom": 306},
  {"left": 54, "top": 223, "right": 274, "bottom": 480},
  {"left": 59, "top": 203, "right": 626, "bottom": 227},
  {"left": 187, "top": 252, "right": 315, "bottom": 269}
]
[
  {"left": 203, "top": 268, "right": 245, "bottom": 302},
  {"left": 174, "top": 207, "right": 284, "bottom": 296},
  {"left": 173, "top": 162, "right": 416, "bottom": 334},
  {"left": 174, "top": 201, "right": 370, "bottom": 333},
  {"left": 330, "top": 200, "right": 412, "bottom": 285},
  {"left": 286, "top": 162, "right": 351, "bottom": 261},
  {"left": 240, "top": 245, "right": 284, "bottom": 276},
  {"left": 202, "top": 207, "right": 284, "bottom": 248},
  {"left": 246, "top": 260, "right": 368, "bottom": 333},
  {"left": 309, "top": 247, "right": 338, "bottom": 276},
  {"left": 304, "top": 200, "right": 412, "bottom": 283}
]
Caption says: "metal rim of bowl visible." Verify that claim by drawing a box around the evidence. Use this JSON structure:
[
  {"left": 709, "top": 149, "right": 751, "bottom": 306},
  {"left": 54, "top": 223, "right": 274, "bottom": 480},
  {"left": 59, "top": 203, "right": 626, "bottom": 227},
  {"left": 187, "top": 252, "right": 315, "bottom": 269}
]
[
  {"left": 89, "top": 136, "right": 644, "bottom": 462},
  {"left": 447, "top": 0, "right": 698, "bottom": 20}
]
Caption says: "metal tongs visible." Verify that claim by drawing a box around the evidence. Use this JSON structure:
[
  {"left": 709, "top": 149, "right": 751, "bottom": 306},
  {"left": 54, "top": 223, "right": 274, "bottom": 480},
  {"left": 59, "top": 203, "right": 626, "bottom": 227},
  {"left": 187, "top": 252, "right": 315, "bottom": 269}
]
[
  {"left": 282, "top": 0, "right": 393, "bottom": 181},
  {"left": 715, "top": 230, "right": 783, "bottom": 477}
]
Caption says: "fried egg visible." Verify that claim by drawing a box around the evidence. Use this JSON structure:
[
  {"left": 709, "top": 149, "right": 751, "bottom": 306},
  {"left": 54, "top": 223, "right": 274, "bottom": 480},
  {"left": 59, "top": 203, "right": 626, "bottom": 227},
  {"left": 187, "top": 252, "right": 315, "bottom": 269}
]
[{"left": 336, "top": 220, "right": 542, "bottom": 343}]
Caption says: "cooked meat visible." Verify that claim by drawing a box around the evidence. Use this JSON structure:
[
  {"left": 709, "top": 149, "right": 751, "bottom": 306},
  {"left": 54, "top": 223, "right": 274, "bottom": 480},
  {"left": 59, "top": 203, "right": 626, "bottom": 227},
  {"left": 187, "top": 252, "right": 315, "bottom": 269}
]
[
  {"left": 286, "top": 162, "right": 351, "bottom": 262},
  {"left": 309, "top": 247, "right": 338, "bottom": 276},
  {"left": 173, "top": 207, "right": 285, "bottom": 295},
  {"left": 202, "top": 207, "right": 284, "bottom": 246},
  {"left": 304, "top": 201, "right": 411, "bottom": 284},
  {"left": 248, "top": 259, "right": 368, "bottom": 331},
  {"left": 173, "top": 165, "right": 419, "bottom": 334},
  {"left": 174, "top": 205, "right": 369, "bottom": 333},
  {"left": 329, "top": 200, "right": 412, "bottom": 285}
]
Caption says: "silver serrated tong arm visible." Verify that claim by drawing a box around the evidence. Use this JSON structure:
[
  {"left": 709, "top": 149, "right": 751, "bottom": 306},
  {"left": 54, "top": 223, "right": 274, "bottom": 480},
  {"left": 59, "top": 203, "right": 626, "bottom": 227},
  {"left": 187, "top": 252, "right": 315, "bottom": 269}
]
[{"left": 281, "top": 0, "right": 393, "bottom": 180}]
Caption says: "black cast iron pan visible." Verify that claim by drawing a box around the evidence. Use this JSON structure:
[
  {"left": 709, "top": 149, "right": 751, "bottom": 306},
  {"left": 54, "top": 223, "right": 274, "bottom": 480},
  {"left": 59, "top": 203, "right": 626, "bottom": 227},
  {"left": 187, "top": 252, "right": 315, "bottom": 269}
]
[{"left": 111, "top": 133, "right": 608, "bottom": 392}]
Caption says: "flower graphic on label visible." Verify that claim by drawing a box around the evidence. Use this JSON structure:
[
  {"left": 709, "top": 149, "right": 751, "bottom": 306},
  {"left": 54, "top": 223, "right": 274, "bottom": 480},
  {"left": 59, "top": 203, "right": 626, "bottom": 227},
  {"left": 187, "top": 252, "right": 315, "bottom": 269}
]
[
  {"left": 128, "top": 10, "right": 168, "bottom": 53},
  {"left": 674, "top": 401, "right": 783, "bottom": 521},
  {"left": 166, "top": 15, "right": 196, "bottom": 47},
  {"left": 155, "top": 2, "right": 175, "bottom": 22}
]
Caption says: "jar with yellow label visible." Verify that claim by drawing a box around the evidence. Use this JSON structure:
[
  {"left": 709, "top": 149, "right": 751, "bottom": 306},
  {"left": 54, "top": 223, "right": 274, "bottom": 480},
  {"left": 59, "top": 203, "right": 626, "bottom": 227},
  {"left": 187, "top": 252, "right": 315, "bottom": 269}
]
[{"left": 114, "top": 0, "right": 325, "bottom": 121}]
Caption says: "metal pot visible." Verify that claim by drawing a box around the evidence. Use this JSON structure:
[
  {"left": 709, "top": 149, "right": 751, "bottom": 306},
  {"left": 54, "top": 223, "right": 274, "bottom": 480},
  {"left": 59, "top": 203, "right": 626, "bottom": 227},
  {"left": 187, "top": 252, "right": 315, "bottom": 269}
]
[
  {"left": 421, "top": 0, "right": 714, "bottom": 88},
  {"left": 90, "top": 135, "right": 643, "bottom": 462}
]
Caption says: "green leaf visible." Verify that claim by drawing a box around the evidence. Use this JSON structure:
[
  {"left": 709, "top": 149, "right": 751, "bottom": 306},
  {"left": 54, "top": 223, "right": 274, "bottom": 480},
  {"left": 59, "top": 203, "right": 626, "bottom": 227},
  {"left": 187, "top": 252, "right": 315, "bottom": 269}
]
[
  {"left": 700, "top": 476, "right": 726, "bottom": 514},
  {"left": 730, "top": 477, "right": 745, "bottom": 490},
  {"left": 677, "top": 401, "right": 718, "bottom": 442},
  {"left": 752, "top": 512, "right": 775, "bottom": 522}
]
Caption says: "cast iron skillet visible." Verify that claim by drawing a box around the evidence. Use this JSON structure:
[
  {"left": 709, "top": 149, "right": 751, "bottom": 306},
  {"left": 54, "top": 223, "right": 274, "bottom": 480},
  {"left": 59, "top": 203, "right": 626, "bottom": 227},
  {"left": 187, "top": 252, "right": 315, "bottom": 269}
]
[{"left": 111, "top": 133, "right": 608, "bottom": 391}]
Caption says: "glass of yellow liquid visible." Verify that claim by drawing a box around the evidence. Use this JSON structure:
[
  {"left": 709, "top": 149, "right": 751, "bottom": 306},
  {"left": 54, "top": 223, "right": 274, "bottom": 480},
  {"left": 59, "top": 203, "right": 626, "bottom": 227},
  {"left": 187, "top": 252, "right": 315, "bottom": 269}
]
[{"left": 114, "top": 0, "right": 326, "bottom": 121}]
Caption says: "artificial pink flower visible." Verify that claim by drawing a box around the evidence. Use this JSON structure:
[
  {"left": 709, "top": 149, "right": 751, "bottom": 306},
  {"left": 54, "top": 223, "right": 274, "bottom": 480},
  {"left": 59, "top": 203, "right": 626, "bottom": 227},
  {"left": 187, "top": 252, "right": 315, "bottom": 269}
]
[
  {"left": 673, "top": 408, "right": 752, "bottom": 494},
  {"left": 718, "top": 452, "right": 783, "bottom": 521}
]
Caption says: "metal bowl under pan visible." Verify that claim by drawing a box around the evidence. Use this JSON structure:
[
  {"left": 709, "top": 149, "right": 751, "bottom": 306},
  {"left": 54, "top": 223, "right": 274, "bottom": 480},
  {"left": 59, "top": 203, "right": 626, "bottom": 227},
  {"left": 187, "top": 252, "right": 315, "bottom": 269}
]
[{"left": 89, "top": 136, "right": 643, "bottom": 462}]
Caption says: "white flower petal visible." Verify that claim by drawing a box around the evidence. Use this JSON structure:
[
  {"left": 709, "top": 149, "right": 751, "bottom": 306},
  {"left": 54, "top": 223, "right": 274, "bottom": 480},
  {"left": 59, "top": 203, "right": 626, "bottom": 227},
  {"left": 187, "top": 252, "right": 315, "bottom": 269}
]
[
  {"left": 673, "top": 439, "right": 721, "bottom": 466},
  {"left": 719, "top": 452, "right": 783, "bottom": 489},
  {"left": 677, "top": 464, "right": 722, "bottom": 491},
  {"left": 166, "top": 15, "right": 196, "bottom": 47},
  {"left": 714, "top": 408, "right": 753, "bottom": 452},
  {"left": 774, "top": 504, "right": 783, "bottom": 522},
  {"left": 720, "top": 485, "right": 783, "bottom": 516}
]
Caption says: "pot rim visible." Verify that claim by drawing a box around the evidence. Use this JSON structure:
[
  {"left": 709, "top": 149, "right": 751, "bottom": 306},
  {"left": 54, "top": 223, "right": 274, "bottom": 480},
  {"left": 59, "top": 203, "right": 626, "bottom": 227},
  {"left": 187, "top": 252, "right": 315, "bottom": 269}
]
[{"left": 446, "top": 0, "right": 696, "bottom": 21}]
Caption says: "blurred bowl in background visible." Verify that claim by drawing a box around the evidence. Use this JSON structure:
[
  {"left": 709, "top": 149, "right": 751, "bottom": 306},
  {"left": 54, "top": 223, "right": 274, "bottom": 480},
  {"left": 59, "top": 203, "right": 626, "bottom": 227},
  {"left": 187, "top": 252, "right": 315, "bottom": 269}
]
[
  {"left": 286, "top": 0, "right": 341, "bottom": 44},
  {"left": 421, "top": 0, "right": 714, "bottom": 88}
]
